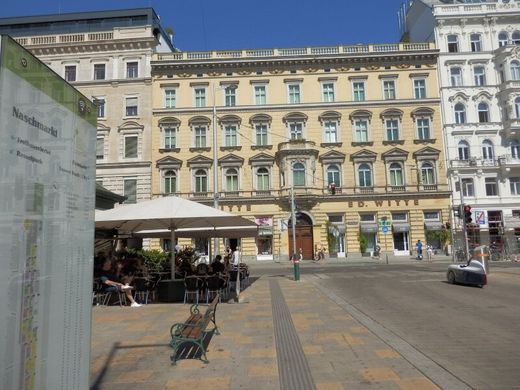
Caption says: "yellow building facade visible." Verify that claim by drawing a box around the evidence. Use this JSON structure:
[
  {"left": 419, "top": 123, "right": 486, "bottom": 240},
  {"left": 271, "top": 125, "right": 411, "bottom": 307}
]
[{"left": 151, "top": 42, "right": 451, "bottom": 261}]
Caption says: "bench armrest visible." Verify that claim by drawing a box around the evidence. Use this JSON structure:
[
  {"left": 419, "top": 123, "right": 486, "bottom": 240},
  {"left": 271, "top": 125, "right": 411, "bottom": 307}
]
[{"left": 170, "top": 321, "right": 204, "bottom": 337}]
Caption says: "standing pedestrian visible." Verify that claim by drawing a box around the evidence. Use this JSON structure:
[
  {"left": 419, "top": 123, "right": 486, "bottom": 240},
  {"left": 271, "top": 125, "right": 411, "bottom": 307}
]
[
  {"left": 427, "top": 244, "right": 433, "bottom": 262},
  {"left": 415, "top": 240, "right": 423, "bottom": 260}
]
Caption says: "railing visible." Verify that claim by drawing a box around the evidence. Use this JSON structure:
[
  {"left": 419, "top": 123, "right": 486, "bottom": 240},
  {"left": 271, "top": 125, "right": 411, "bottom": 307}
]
[
  {"left": 150, "top": 183, "right": 450, "bottom": 201},
  {"left": 13, "top": 30, "right": 119, "bottom": 47},
  {"left": 155, "top": 42, "right": 436, "bottom": 61},
  {"left": 434, "top": 3, "right": 503, "bottom": 16}
]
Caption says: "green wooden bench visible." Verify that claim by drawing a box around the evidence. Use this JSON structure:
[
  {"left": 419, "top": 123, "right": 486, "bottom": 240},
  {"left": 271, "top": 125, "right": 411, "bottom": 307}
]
[{"left": 169, "top": 294, "right": 220, "bottom": 364}]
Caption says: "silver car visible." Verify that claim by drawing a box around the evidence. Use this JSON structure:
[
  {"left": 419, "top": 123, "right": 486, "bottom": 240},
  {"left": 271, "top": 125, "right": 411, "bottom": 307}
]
[{"left": 447, "top": 259, "right": 487, "bottom": 288}]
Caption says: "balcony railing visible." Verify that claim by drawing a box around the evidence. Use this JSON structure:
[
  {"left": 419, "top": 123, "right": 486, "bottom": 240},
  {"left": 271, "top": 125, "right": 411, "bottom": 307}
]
[
  {"left": 150, "top": 183, "right": 450, "bottom": 201},
  {"left": 156, "top": 42, "right": 435, "bottom": 61}
]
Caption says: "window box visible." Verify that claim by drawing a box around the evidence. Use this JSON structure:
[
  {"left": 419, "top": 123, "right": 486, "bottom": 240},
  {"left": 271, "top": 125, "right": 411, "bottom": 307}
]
[
  {"left": 413, "top": 138, "right": 436, "bottom": 144},
  {"left": 159, "top": 148, "right": 180, "bottom": 153},
  {"left": 351, "top": 141, "right": 374, "bottom": 147},
  {"left": 189, "top": 147, "right": 211, "bottom": 153}
]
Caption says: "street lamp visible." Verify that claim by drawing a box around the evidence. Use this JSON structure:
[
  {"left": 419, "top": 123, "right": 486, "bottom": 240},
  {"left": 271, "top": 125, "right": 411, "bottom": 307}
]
[{"left": 212, "top": 83, "right": 237, "bottom": 255}]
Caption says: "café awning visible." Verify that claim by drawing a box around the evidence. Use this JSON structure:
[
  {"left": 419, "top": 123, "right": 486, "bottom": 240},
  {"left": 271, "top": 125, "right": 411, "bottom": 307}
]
[
  {"left": 360, "top": 223, "right": 378, "bottom": 233},
  {"left": 392, "top": 223, "right": 410, "bottom": 232},
  {"left": 424, "top": 222, "right": 444, "bottom": 231}
]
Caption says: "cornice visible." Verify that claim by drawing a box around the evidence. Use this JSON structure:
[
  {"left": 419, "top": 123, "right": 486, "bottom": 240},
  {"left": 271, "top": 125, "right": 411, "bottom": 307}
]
[{"left": 29, "top": 37, "right": 157, "bottom": 56}]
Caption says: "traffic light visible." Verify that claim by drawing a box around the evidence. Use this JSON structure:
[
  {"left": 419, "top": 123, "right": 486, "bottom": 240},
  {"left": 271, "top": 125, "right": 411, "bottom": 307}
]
[{"left": 464, "top": 204, "right": 472, "bottom": 224}]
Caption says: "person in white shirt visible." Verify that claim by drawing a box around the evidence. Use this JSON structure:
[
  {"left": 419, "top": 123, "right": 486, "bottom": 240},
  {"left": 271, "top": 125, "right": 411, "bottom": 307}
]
[{"left": 232, "top": 246, "right": 241, "bottom": 267}]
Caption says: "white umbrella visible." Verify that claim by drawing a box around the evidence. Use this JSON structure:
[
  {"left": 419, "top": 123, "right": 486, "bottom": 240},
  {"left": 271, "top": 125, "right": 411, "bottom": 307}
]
[
  {"left": 95, "top": 196, "right": 256, "bottom": 277},
  {"left": 131, "top": 226, "right": 259, "bottom": 239}
]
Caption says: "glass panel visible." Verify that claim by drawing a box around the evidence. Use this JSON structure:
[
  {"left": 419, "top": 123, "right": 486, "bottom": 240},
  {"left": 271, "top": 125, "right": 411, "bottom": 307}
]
[{"left": 124, "top": 136, "right": 138, "bottom": 158}]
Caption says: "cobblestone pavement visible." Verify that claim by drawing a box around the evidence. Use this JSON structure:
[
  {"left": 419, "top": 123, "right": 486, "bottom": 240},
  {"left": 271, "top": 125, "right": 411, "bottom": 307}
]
[{"left": 91, "top": 274, "right": 446, "bottom": 390}]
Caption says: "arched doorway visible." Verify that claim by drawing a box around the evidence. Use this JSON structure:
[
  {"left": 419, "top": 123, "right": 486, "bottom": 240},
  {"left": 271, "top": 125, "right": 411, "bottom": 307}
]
[{"left": 288, "top": 212, "right": 314, "bottom": 260}]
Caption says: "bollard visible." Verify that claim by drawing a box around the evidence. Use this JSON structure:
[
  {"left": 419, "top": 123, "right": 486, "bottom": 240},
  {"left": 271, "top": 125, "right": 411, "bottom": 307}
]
[{"left": 293, "top": 259, "right": 300, "bottom": 281}]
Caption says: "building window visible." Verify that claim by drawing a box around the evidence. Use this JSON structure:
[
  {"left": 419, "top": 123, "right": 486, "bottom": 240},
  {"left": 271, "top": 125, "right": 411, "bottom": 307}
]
[
  {"left": 385, "top": 119, "right": 399, "bottom": 141},
  {"left": 482, "top": 139, "right": 494, "bottom": 161},
  {"left": 194, "top": 125, "right": 207, "bottom": 148},
  {"left": 511, "top": 139, "right": 520, "bottom": 159},
  {"left": 447, "top": 34, "right": 459, "bottom": 52},
  {"left": 470, "top": 33, "right": 482, "bottom": 52},
  {"left": 474, "top": 66, "right": 486, "bottom": 86},
  {"left": 95, "top": 98, "right": 105, "bottom": 118},
  {"left": 454, "top": 103, "right": 466, "bottom": 124},
  {"left": 458, "top": 140, "right": 470, "bottom": 160},
  {"left": 424, "top": 211, "right": 440, "bottom": 221},
  {"left": 164, "top": 127, "right": 177, "bottom": 149},
  {"left": 416, "top": 118, "right": 431, "bottom": 140},
  {"left": 124, "top": 135, "right": 138, "bottom": 158},
  {"left": 225, "top": 86, "right": 236, "bottom": 107},
  {"left": 511, "top": 61, "right": 520, "bottom": 81},
  {"left": 498, "top": 32, "right": 509, "bottom": 47},
  {"left": 96, "top": 137, "right": 104, "bottom": 160},
  {"left": 510, "top": 177, "right": 520, "bottom": 195},
  {"left": 194, "top": 169, "right": 208, "bottom": 193},
  {"left": 225, "top": 168, "right": 239, "bottom": 192},
  {"left": 485, "top": 177, "right": 498, "bottom": 196},
  {"left": 256, "top": 167, "right": 270, "bottom": 190},
  {"left": 126, "top": 62, "right": 138, "bottom": 78},
  {"left": 224, "top": 125, "right": 238, "bottom": 147},
  {"left": 515, "top": 97, "right": 520, "bottom": 119},
  {"left": 513, "top": 31, "right": 520, "bottom": 45},
  {"left": 413, "top": 79, "right": 426, "bottom": 99},
  {"left": 194, "top": 87, "right": 206, "bottom": 107},
  {"left": 255, "top": 124, "right": 268, "bottom": 146},
  {"left": 124, "top": 178, "right": 137, "bottom": 204},
  {"left": 353, "top": 81, "right": 365, "bottom": 101},
  {"left": 462, "top": 178, "right": 474, "bottom": 197},
  {"left": 288, "top": 84, "right": 301, "bottom": 104},
  {"left": 292, "top": 162, "right": 305, "bottom": 186},
  {"left": 64, "top": 65, "right": 76, "bottom": 82},
  {"left": 327, "top": 165, "right": 340, "bottom": 186},
  {"left": 164, "top": 170, "right": 177, "bottom": 193},
  {"left": 125, "top": 97, "right": 138, "bottom": 117},
  {"left": 93, "top": 63, "right": 106, "bottom": 80},
  {"left": 254, "top": 85, "right": 267, "bottom": 105},
  {"left": 165, "top": 89, "right": 176, "bottom": 108},
  {"left": 389, "top": 162, "right": 403, "bottom": 186},
  {"left": 450, "top": 67, "right": 462, "bottom": 87},
  {"left": 289, "top": 122, "right": 303, "bottom": 140},
  {"left": 478, "top": 102, "right": 489, "bottom": 123},
  {"left": 358, "top": 163, "right": 372, "bottom": 187},
  {"left": 421, "top": 162, "right": 435, "bottom": 185},
  {"left": 322, "top": 83, "right": 335, "bottom": 102},
  {"left": 383, "top": 80, "right": 396, "bottom": 100},
  {"left": 324, "top": 121, "right": 338, "bottom": 143},
  {"left": 354, "top": 120, "right": 368, "bottom": 142}
]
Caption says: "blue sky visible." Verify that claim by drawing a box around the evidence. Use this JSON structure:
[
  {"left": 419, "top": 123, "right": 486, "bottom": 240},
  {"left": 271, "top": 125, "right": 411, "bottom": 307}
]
[{"left": 0, "top": 0, "right": 408, "bottom": 51}]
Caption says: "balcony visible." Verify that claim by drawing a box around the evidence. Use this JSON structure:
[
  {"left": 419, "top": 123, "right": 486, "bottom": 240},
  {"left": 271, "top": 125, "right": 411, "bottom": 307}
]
[
  {"left": 386, "top": 185, "right": 406, "bottom": 193},
  {"left": 503, "top": 118, "right": 520, "bottom": 137}
]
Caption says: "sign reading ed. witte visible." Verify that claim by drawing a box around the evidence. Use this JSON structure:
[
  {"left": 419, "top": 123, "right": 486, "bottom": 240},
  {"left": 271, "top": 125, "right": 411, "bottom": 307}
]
[{"left": 0, "top": 36, "right": 96, "bottom": 390}]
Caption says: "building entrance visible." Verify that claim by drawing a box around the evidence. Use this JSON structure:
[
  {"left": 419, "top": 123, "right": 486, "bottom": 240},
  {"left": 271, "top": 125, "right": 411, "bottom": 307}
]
[{"left": 288, "top": 213, "right": 314, "bottom": 260}]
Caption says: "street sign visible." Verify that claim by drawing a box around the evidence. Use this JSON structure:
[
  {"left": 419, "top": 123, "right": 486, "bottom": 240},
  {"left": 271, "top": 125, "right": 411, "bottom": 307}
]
[
  {"left": 382, "top": 226, "right": 389, "bottom": 234},
  {"left": 473, "top": 209, "right": 488, "bottom": 228}
]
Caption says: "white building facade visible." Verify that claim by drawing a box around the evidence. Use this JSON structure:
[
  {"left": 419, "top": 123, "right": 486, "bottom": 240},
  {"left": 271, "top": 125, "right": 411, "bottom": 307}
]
[
  {"left": 0, "top": 9, "right": 175, "bottom": 204},
  {"left": 405, "top": 0, "right": 520, "bottom": 252}
]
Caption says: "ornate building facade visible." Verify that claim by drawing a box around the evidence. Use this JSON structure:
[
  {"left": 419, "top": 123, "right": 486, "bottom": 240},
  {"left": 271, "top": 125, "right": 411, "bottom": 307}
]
[
  {"left": 151, "top": 43, "right": 452, "bottom": 260},
  {"left": 0, "top": 9, "right": 175, "bottom": 205},
  {"left": 404, "top": 0, "right": 520, "bottom": 252}
]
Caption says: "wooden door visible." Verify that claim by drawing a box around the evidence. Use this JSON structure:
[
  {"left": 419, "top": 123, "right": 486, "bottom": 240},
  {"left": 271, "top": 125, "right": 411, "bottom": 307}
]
[{"left": 288, "top": 226, "right": 314, "bottom": 260}]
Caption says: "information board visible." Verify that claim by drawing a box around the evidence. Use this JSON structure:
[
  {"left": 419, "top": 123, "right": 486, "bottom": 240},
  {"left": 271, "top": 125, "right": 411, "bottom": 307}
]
[{"left": 0, "top": 36, "right": 96, "bottom": 390}]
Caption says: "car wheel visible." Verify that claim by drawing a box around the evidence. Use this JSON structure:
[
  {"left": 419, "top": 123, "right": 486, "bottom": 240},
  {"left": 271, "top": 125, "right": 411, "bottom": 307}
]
[{"left": 447, "top": 271, "right": 456, "bottom": 284}]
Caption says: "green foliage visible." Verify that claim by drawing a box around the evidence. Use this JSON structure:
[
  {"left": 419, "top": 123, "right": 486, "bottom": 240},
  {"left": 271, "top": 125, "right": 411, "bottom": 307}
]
[
  {"left": 426, "top": 228, "right": 452, "bottom": 249},
  {"left": 326, "top": 221, "right": 337, "bottom": 254},
  {"left": 358, "top": 233, "right": 369, "bottom": 253},
  {"left": 175, "top": 246, "right": 200, "bottom": 265}
]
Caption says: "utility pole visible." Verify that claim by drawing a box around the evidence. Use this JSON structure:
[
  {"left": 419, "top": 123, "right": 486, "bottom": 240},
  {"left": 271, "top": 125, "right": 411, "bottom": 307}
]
[
  {"left": 458, "top": 179, "right": 470, "bottom": 262},
  {"left": 290, "top": 186, "right": 300, "bottom": 280}
]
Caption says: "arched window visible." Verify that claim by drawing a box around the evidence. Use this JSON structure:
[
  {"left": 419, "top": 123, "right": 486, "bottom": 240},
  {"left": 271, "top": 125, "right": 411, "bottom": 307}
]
[
  {"left": 225, "top": 168, "right": 239, "bottom": 192},
  {"left": 421, "top": 162, "right": 435, "bottom": 185},
  {"left": 358, "top": 164, "right": 372, "bottom": 187},
  {"left": 470, "top": 33, "right": 482, "bottom": 52},
  {"left": 164, "top": 170, "right": 176, "bottom": 193},
  {"left": 450, "top": 67, "right": 462, "bottom": 86},
  {"left": 447, "top": 34, "right": 459, "bottom": 52},
  {"left": 292, "top": 162, "right": 305, "bottom": 186},
  {"left": 454, "top": 103, "right": 466, "bottom": 124},
  {"left": 327, "top": 165, "right": 340, "bottom": 186},
  {"left": 458, "top": 141, "right": 470, "bottom": 160},
  {"left": 478, "top": 102, "right": 490, "bottom": 123},
  {"left": 256, "top": 167, "right": 269, "bottom": 191},
  {"left": 194, "top": 169, "right": 207, "bottom": 193},
  {"left": 511, "top": 139, "right": 520, "bottom": 160},
  {"left": 389, "top": 162, "right": 403, "bottom": 186},
  {"left": 513, "top": 31, "right": 520, "bottom": 45},
  {"left": 515, "top": 97, "right": 520, "bottom": 119},
  {"left": 511, "top": 61, "right": 520, "bottom": 81},
  {"left": 482, "top": 139, "right": 494, "bottom": 161},
  {"left": 498, "top": 32, "right": 508, "bottom": 47}
]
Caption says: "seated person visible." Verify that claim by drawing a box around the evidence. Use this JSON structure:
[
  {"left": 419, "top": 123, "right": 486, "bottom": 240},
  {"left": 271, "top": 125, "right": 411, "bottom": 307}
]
[
  {"left": 99, "top": 259, "right": 141, "bottom": 307},
  {"left": 210, "top": 255, "right": 225, "bottom": 274}
]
